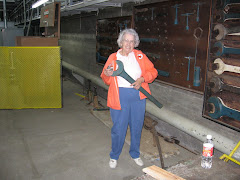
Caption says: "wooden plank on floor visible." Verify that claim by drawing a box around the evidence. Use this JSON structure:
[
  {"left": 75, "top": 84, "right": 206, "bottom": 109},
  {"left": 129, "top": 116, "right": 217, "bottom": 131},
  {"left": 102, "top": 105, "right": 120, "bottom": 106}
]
[{"left": 142, "top": 165, "right": 185, "bottom": 180}]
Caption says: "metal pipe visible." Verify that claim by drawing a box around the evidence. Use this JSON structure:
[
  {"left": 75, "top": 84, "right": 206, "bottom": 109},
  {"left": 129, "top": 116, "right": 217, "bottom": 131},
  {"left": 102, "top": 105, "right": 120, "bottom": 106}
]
[
  {"left": 62, "top": 61, "right": 108, "bottom": 90},
  {"left": 10, "top": 1, "right": 23, "bottom": 17},
  {"left": 146, "top": 102, "right": 240, "bottom": 159},
  {"left": 3, "top": 0, "right": 7, "bottom": 28},
  {"left": 62, "top": 61, "right": 240, "bottom": 159},
  {"left": 23, "top": 0, "right": 27, "bottom": 31},
  {"left": 26, "top": 8, "right": 33, "bottom": 36}
]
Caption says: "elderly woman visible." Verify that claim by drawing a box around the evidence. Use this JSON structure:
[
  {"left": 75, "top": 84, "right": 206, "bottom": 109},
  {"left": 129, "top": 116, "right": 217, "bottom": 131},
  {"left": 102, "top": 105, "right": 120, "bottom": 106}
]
[{"left": 101, "top": 28, "right": 158, "bottom": 168}]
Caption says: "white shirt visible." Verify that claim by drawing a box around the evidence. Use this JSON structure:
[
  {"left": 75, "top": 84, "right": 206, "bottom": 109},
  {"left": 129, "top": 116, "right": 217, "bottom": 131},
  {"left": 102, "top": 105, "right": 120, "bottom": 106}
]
[{"left": 116, "top": 50, "right": 142, "bottom": 88}]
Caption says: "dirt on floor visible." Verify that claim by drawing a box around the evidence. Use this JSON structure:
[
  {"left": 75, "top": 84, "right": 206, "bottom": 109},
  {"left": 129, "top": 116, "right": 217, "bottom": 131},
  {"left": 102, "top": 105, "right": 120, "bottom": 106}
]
[
  {"left": 91, "top": 108, "right": 240, "bottom": 180},
  {"left": 91, "top": 109, "right": 180, "bottom": 161}
]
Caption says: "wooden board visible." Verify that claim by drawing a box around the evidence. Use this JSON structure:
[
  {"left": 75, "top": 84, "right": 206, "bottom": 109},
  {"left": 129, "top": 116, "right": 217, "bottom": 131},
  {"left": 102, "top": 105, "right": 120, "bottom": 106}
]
[
  {"left": 16, "top": 36, "right": 58, "bottom": 46},
  {"left": 142, "top": 165, "right": 185, "bottom": 180}
]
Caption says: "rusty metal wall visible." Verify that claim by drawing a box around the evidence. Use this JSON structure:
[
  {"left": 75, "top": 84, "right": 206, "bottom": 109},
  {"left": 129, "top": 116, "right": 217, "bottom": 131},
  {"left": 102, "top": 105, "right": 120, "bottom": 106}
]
[
  {"left": 96, "top": 16, "right": 133, "bottom": 64},
  {"left": 203, "top": 0, "right": 240, "bottom": 130},
  {"left": 96, "top": 0, "right": 211, "bottom": 92},
  {"left": 134, "top": 0, "right": 211, "bottom": 93},
  {"left": 95, "top": 0, "right": 240, "bottom": 129}
]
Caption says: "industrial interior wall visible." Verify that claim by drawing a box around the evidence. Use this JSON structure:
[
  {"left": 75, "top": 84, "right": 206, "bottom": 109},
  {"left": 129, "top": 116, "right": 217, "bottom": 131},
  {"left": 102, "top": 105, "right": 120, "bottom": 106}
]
[
  {"left": 60, "top": 14, "right": 99, "bottom": 75},
  {"left": 0, "top": 47, "right": 62, "bottom": 109},
  {"left": 59, "top": 1, "right": 240, "bottom": 155}
]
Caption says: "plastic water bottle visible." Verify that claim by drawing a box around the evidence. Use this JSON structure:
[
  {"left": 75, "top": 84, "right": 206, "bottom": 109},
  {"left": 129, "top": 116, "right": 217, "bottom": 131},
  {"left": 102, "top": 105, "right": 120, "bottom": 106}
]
[{"left": 201, "top": 135, "right": 214, "bottom": 169}]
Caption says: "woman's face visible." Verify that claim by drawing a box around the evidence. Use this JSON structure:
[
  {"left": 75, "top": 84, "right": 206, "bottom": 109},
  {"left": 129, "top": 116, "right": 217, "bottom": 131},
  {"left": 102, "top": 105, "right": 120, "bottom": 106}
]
[{"left": 121, "top": 33, "right": 135, "bottom": 56}]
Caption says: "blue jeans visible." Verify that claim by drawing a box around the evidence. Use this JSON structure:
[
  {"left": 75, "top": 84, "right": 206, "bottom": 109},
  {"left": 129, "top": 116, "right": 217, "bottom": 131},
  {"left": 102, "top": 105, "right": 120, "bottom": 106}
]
[{"left": 110, "top": 87, "right": 146, "bottom": 160}]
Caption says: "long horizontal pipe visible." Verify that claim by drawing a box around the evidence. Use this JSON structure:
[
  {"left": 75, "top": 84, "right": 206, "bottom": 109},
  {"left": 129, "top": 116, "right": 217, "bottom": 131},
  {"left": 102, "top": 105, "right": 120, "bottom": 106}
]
[
  {"left": 62, "top": 61, "right": 240, "bottom": 160},
  {"left": 62, "top": 61, "right": 108, "bottom": 90}
]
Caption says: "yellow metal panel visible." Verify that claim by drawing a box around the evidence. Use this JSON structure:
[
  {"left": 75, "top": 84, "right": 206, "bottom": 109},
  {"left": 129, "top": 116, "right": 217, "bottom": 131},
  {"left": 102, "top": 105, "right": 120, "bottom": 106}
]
[
  {"left": 0, "top": 47, "right": 10, "bottom": 108},
  {"left": 0, "top": 47, "right": 62, "bottom": 109}
]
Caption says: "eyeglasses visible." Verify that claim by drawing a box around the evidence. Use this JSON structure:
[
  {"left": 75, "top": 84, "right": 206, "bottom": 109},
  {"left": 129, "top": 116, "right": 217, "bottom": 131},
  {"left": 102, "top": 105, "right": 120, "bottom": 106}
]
[{"left": 123, "top": 39, "right": 135, "bottom": 44}]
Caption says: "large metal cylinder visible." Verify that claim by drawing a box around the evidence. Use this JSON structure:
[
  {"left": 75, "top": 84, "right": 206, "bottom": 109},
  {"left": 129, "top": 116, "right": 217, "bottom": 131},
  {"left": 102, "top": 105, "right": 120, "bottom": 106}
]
[{"left": 62, "top": 61, "right": 240, "bottom": 159}]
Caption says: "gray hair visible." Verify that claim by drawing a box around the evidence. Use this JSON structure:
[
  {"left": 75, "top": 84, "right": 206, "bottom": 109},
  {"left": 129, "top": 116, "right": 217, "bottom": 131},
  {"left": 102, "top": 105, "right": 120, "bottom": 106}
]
[{"left": 117, "top": 28, "right": 140, "bottom": 48}]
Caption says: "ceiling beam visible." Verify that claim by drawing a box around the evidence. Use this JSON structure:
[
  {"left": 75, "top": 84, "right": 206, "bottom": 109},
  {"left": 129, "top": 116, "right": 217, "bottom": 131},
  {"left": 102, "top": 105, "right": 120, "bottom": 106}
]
[
  {"left": 61, "top": 0, "right": 110, "bottom": 11},
  {"left": 0, "top": 0, "right": 15, "bottom": 2}
]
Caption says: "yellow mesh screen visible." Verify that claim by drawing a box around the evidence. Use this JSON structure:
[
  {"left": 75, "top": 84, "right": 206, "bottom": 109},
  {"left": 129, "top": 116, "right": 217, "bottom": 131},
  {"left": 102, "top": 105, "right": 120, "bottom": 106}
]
[{"left": 0, "top": 47, "right": 62, "bottom": 109}]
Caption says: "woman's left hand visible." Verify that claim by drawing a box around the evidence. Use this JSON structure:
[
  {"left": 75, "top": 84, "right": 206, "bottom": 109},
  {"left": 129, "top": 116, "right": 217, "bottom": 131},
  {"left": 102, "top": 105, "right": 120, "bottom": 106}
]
[{"left": 131, "top": 77, "right": 144, "bottom": 90}]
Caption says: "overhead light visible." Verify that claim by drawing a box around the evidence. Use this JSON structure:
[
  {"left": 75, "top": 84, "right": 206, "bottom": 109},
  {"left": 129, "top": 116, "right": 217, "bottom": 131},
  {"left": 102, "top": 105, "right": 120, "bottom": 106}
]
[{"left": 32, "top": 0, "right": 49, "bottom": 9}]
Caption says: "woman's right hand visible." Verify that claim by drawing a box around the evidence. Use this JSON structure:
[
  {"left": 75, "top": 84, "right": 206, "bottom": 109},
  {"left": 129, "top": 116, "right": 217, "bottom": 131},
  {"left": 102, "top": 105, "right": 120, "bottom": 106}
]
[{"left": 104, "top": 67, "right": 113, "bottom": 76}]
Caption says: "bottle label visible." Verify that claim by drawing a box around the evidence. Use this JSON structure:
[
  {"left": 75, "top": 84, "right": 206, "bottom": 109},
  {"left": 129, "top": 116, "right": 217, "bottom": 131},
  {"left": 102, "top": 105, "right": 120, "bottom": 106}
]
[{"left": 202, "top": 144, "right": 213, "bottom": 157}]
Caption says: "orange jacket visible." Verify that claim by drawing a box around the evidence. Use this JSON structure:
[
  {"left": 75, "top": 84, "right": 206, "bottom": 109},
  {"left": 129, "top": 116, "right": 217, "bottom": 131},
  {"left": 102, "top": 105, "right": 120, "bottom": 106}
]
[{"left": 100, "top": 49, "right": 158, "bottom": 110}]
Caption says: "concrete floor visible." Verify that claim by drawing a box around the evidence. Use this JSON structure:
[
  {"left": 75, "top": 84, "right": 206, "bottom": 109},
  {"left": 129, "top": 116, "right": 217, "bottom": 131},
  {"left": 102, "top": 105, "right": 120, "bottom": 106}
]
[{"left": 0, "top": 80, "right": 239, "bottom": 180}]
